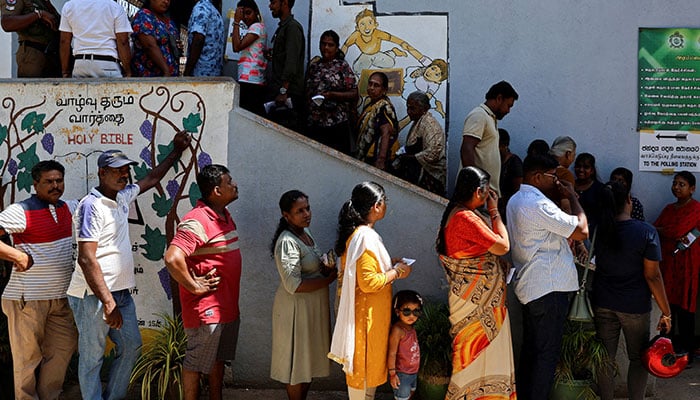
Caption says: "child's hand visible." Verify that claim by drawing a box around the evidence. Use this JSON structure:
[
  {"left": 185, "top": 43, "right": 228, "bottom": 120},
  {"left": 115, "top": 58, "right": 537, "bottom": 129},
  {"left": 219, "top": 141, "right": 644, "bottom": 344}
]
[{"left": 390, "top": 373, "right": 400, "bottom": 389}]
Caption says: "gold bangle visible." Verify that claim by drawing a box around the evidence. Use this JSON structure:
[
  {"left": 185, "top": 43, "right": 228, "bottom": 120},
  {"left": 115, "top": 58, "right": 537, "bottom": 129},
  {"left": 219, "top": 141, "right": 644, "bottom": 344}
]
[
  {"left": 395, "top": 267, "right": 404, "bottom": 279},
  {"left": 661, "top": 314, "right": 672, "bottom": 321}
]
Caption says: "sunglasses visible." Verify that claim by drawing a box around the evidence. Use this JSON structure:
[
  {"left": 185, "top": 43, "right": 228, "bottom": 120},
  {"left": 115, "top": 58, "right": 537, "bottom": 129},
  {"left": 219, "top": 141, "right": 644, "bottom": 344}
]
[{"left": 400, "top": 308, "right": 422, "bottom": 317}]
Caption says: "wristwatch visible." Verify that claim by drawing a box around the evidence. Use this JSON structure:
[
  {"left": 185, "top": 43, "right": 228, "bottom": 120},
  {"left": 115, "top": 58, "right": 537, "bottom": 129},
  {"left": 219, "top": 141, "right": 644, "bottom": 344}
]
[{"left": 279, "top": 87, "right": 287, "bottom": 95}]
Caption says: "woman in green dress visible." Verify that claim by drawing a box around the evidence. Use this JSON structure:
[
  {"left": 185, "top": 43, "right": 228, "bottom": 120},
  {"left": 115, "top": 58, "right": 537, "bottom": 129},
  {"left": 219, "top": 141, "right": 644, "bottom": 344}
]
[{"left": 270, "top": 190, "right": 337, "bottom": 400}]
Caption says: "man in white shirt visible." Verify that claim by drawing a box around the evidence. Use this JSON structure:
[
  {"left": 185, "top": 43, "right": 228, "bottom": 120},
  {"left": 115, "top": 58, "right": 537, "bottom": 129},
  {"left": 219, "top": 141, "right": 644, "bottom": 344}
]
[
  {"left": 460, "top": 80, "right": 518, "bottom": 196},
  {"left": 506, "top": 153, "right": 588, "bottom": 400},
  {"left": 67, "top": 131, "right": 190, "bottom": 400},
  {"left": 58, "top": 0, "right": 132, "bottom": 77}
]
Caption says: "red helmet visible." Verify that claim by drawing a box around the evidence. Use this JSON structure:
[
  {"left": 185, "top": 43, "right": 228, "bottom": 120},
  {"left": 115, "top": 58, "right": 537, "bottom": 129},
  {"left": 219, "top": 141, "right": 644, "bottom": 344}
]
[{"left": 642, "top": 335, "right": 688, "bottom": 378}]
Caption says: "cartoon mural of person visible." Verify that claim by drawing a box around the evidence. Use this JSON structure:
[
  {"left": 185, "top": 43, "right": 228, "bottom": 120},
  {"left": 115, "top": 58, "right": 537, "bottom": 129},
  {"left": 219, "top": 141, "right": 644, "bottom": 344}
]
[
  {"left": 341, "top": 9, "right": 428, "bottom": 74},
  {"left": 398, "top": 58, "right": 448, "bottom": 130}
]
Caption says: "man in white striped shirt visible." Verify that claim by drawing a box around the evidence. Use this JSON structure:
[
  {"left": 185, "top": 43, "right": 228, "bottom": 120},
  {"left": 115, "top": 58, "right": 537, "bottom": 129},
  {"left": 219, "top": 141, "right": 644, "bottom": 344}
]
[
  {"left": 506, "top": 153, "right": 588, "bottom": 400},
  {"left": 0, "top": 160, "right": 78, "bottom": 400}
]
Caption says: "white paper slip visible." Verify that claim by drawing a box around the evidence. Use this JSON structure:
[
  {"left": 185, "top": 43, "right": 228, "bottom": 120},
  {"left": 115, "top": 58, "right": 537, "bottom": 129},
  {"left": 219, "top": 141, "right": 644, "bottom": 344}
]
[
  {"left": 401, "top": 258, "right": 416, "bottom": 266},
  {"left": 311, "top": 95, "right": 324, "bottom": 106}
]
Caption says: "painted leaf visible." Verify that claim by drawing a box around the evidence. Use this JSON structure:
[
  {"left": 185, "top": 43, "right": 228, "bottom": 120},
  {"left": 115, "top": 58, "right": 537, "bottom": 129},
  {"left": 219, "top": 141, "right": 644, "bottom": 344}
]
[
  {"left": 17, "top": 170, "right": 33, "bottom": 193},
  {"left": 0, "top": 125, "right": 7, "bottom": 144},
  {"left": 139, "top": 225, "right": 166, "bottom": 261},
  {"left": 20, "top": 111, "right": 45, "bottom": 133},
  {"left": 156, "top": 143, "right": 178, "bottom": 172},
  {"left": 133, "top": 162, "right": 151, "bottom": 181},
  {"left": 151, "top": 192, "right": 173, "bottom": 217},
  {"left": 17, "top": 143, "right": 39, "bottom": 171},
  {"left": 182, "top": 113, "right": 202, "bottom": 133},
  {"left": 188, "top": 182, "right": 201, "bottom": 207}
]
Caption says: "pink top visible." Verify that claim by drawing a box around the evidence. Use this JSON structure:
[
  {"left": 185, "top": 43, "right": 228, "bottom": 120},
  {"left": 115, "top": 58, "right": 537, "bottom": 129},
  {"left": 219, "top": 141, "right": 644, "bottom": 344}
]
[{"left": 396, "top": 326, "right": 420, "bottom": 374}]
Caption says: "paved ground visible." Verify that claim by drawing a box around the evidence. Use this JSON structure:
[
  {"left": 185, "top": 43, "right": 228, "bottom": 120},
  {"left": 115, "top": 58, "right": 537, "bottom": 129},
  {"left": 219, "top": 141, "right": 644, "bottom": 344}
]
[
  {"left": 59, "top": 362, "right": 700, "bottom": 399},
  {"left": 199, "top": 365, "right": 700, "bottom": 399},
  {"left": 652, "top": 362, "right": 700, "bottom": 399},
  {"left": 223, "top": 368, "right": 700, "bottom": 399}
]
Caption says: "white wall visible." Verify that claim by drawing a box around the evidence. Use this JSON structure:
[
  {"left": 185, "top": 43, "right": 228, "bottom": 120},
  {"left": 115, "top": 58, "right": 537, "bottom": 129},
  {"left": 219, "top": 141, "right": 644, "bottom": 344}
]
[
  {"left": 259, "top": 0, "right": 700, "bottom": 222},
  {"left": 0, "top": 30, "right": 12, "bottom": 78},
  {"left": 228, "top": 108, "right": 447, "bottom": 385}
]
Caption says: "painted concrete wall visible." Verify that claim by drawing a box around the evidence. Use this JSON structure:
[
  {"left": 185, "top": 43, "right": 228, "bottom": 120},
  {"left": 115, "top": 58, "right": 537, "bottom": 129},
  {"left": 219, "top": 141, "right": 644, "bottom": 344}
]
[
  {"left": 228, "top": 107, "right": 448, "bottom": 385},
  {"left": 0, "top": 30, "right": 11, "bottom": 78},
  {"left": 2, "top": 0, "right": 699, "bottom": 392},
  {"left": 0, "top": 77, "right": 233, "bottom": 332}
]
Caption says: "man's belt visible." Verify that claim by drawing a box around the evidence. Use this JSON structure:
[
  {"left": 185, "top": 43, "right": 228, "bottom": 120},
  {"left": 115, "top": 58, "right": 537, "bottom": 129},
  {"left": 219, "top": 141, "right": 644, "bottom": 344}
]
[
  {"left": 19, "top": 40, "right": 49, "bottom": 52},
  {"left": 74, "top": 54, "right": 120, "bottom": 63}
]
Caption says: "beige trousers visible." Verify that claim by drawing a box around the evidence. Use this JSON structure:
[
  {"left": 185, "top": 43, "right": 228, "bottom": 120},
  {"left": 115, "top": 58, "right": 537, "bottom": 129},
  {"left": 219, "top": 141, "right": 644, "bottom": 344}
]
[
  {"left": 2, "top": 298, "right": 78, "bottom": 400},
  {"left": 347, "top": 385, "right": 377, "bottom": 400}
]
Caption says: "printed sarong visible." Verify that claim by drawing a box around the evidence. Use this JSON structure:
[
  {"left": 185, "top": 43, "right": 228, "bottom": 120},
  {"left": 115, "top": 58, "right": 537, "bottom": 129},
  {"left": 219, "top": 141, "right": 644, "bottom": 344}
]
[{"left": 439, "top": 253, "right": 517, "bottom": 400}]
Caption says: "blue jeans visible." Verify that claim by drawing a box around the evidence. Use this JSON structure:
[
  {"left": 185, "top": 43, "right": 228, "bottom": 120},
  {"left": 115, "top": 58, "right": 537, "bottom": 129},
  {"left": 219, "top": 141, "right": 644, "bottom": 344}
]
[
  {"left": 594, "top": 307, "right": 650, "bottom": 400},
  {"left": 68, "top": 290, "right": 142, "bottom": 400},
  {"left": 393, "top": 372, "right": 417, "bottom": 400},
  {"left": 518, "top": 291, "right": 570, "bottom": 400}
]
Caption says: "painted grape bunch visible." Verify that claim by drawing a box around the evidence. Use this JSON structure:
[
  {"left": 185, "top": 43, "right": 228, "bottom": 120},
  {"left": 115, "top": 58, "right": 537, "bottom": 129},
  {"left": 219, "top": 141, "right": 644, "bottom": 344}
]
[
  {"left": 157, "top": 267, "right": 172, "bottom": 300},
  {"left": 7, "top": 159, "right": 17, "bottom": 176},
  {"left": 166, "top": 179, "right": 179, "bottom": 199},
  {"left": 41, "top": 133, "right": 54, "bottom": 154},
  {"left": 140, "top": 120, "right": 153, "bottom": 141},
  {"left": 197, "top": 152, "right": 212, "bottom": 169},
  {"left": 139, "top": 146, "right": 153, "bottom": 167}
]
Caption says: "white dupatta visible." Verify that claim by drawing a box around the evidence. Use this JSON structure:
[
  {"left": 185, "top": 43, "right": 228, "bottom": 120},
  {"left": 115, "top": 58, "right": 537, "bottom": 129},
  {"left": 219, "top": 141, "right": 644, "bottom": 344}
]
[{"left": 328, "top": 225, "right": 392, "bottom": 375}]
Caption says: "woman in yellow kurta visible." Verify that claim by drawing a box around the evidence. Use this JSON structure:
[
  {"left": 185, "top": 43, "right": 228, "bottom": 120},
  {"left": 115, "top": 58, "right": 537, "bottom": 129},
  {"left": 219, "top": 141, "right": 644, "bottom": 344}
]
[{"left": 329, "top": 182, "right": 413, "bottom": 400}]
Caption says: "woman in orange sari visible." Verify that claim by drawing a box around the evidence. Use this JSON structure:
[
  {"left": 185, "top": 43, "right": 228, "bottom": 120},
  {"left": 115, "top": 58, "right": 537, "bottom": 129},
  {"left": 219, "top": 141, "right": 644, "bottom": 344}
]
[{"left": 436, "top": 166, "right": 516, "bottom": 399}]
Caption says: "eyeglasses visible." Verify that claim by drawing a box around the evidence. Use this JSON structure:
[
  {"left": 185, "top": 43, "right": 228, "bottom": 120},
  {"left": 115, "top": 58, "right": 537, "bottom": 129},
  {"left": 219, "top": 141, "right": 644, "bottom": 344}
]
[
  {"left": 400, "top": 308, "right": 422, "bottom": 317},
  {"left": 542, "top": 172, "right": 559, "bottom": 183}
]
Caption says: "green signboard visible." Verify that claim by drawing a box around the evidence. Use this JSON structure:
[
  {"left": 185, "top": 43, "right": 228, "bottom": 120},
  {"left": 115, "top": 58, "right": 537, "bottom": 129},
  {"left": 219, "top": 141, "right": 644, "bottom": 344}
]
[{"left": 638, "top": 28, "right": 700, "bottom": 131}]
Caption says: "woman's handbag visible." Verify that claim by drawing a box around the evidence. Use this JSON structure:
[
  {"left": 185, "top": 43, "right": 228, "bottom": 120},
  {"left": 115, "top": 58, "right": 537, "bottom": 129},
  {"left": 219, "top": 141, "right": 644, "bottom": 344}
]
[{"left": 568, "top": 229, "right": 597, "bottom": 322}]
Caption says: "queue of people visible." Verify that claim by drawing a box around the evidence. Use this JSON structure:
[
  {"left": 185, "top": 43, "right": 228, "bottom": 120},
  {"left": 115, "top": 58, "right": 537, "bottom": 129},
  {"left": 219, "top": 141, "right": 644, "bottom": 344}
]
[
  {"left": 0, "top": 154, "right": 694, "bottom": 400},
  {"left": 3, "top": 0, "right": 447, "bottom": 196},
  {"left": 2, "top": 2, "right": 699, "bottom": 400}
]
